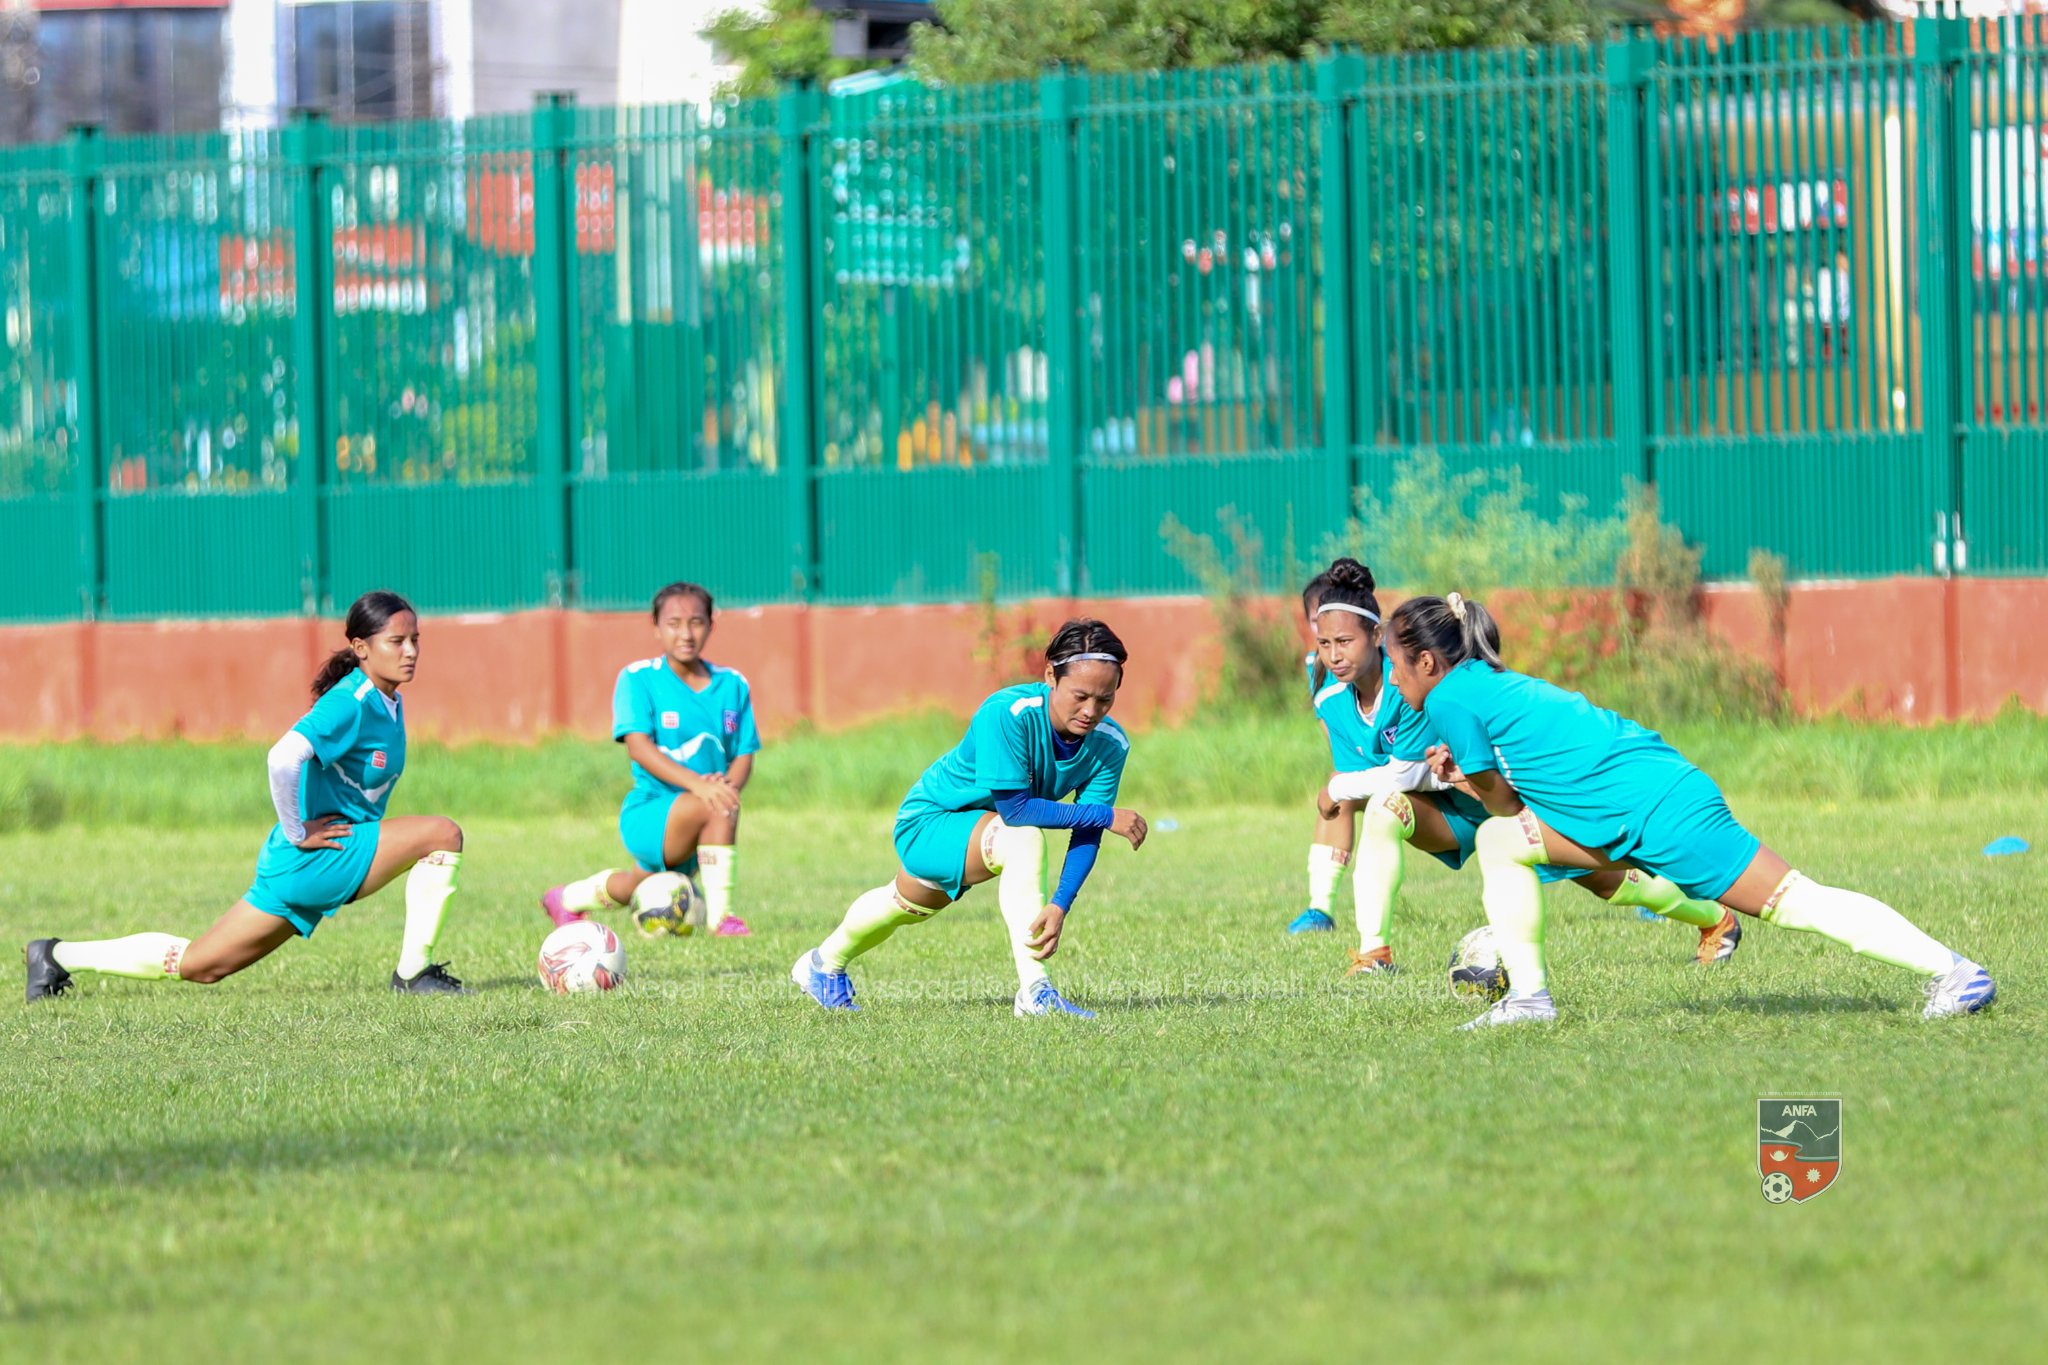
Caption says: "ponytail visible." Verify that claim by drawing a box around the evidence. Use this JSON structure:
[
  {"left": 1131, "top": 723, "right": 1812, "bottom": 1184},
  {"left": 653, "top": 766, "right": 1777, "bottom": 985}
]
[
  {"left": 1388, "top": 591, "right": 1505, "bottom": 672},
  {"left": 311, "top": 589, "right": 416, "bottom": 698}
]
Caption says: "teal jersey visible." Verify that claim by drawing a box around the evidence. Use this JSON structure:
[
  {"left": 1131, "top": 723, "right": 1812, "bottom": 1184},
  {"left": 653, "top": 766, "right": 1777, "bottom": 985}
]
[
  {"left": 612, "top": 656, "right": 762, "bottom": 797},
  {"left": 291, "top": 669, "right": 407, "bottom": 824},
  {"left": 1422, "top": 659, "right": 1694, "bottom": 852},
  {"left": 1355, "top": 651, "right": 1442, "bottom": 765},
  {"left": 900, "top": 683, "right": 1129, "bottom": 818}
]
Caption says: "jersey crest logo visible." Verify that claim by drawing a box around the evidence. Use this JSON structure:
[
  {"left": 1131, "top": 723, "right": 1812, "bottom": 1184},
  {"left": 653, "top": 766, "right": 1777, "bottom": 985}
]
[
  {"left": 370, "top": 750, "right": 387, "bottom": 770},
  {"left": 723, "top": 709, "right": 740, "bottom": 735},
  {"left": 1381, "top": 724, "right": 1399, "bottom": 746},
  {"left": 660, "top": 710, "right": 680, "bottom": 729}
]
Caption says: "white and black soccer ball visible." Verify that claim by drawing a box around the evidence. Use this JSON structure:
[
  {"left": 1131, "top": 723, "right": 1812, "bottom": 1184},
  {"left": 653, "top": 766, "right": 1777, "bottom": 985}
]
[
  {"left": 1761, "top": 1171, "right": 1796, "bottom": 1204},
  {"left": 630, "top": 871, "right": 697, "bottom": 938},
  {"left": 1446, "top": 925, "right": 1509, "bottom": 1002},
  {"left": 538, "top": 920, "right": 626, "bottom": 995}
]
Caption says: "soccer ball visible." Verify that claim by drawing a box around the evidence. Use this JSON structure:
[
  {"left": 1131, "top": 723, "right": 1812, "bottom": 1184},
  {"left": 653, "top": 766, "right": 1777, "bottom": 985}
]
[
  {"left": 1446, "top": 925, "right": 1509, "bottom": 1002},
  {"left": 538, "top": 920, "right": 626, "bottom": 995},
  {"left": 630, "top": 871, "right": 697, "bottom": 938},
  {"left": 1761, "top": 1171, "right": 1796, "bottom": 1204}
]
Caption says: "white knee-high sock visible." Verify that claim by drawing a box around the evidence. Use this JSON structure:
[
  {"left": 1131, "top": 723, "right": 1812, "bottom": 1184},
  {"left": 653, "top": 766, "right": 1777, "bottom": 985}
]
[
  {"left": 397, "top": 851, "right": 461, "bottom": 980},
  {"left": 819, "top": 884, "right": 926, "bottom": 969},
  {"left": 1474, "top": 815, "right": 1549, "bottom": 996},
  {"left": 1307, "top": 843, "right": 1346, "bottom": 913},
  {"left": 1762, "top": 872, "right": 1955, "bottom": 975},
  {"left": 561, "top": 869, "right": 625, "bottom": 913},
  {"left": 986, "top": 822, "right": 1051, "bottom": 991},
  {"left": 699, "top": 845, "right": 737, "bottom": 925},
  {"left": 53, "top": 933, "right": 190, "bottom": 981},
  {"left": 1352, "top": 794, "right": 1412, "bottom": 954}
]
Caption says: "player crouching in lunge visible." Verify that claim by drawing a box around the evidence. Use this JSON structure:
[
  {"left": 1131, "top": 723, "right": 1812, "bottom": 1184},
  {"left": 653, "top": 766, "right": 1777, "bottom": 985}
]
[
  {"left": 1385, "top": 592, "right": 1995, "bottom": 1028},
  {"left": 25, "top": 591, "right": 469, "bottom": 1001},
  {"left": 792, "top": 619, "right": 1148, "bottom": 1017}
]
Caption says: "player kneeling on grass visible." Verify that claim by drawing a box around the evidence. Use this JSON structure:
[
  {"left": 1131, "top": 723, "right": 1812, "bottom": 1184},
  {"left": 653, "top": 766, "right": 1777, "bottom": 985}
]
[
  {"left": 792, "top": 619, "right": 1147, "bottom": 1018},
  {"left": 25, "top": 591, "right": 469, "bottom": 1002},
  {"left": 541, "top": 580, "right": 758, "bottom": 938},
  {"left": 1383, "top": 592, "right": 1996, "bottom": 1029},
  {"left": 1310, "top": 558, "right": 1739, "bottom": 975},
  {"left": 1288, "top": 565, "right": 1363, "bottom": 936}
]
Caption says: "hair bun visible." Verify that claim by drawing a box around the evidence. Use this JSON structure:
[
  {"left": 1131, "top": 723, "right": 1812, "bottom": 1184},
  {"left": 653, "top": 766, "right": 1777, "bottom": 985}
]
[{"left": 1328, "top": 557, "right": 1376, "bottom": 593}]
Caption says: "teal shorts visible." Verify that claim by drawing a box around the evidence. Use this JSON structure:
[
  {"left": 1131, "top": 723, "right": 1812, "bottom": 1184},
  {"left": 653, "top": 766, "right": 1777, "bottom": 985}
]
[
  {"left": 245, "top": 821, "right": 382, "bottom": 938},
  {"left": 619, "top": 790, "right": 702, "bottom": 876},
  {"left": 1420, "top": 790, "right": 1586, "bottom": 885},
  {"left": 892, "top": 806, "right": 990, "bottom": 900},
  {"left": 1612, "top": 767, "right": 1760, "bottom": 902}
]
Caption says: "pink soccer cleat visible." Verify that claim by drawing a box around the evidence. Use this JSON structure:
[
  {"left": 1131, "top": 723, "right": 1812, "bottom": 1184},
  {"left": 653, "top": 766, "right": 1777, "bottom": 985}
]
[
  {"left": 712, "top": 915, "right": 752, "bottom": 938},
  {"left": 540, "top": 886, "right": 587, "bottom": 929}
]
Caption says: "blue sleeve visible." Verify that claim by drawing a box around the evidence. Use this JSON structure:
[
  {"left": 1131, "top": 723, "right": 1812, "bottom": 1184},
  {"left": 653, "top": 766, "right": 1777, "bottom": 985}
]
[
  {"left": 995, "top": 790, "right": 1114, "bottom": 831},
  {"left": 1423, "top": 685, "right": 1498, "bottom": 777},
  {"left": 731, "top": 679, "right": 762, "bottom": 759},
  {"left": 1051, "top": 829, "right": 1103, "bottom": 911},
  {"left": 611, "top": 667, "right": 652, "bottom": 743},
  {"left": 293, "top": 685, "right": 360, "bottom": 765},
  {"left": 968, "top": 696, "right": 1034, "bottom": 792}
]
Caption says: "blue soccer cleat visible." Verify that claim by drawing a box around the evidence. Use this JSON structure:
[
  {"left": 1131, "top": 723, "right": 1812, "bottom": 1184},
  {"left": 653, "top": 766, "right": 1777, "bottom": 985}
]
[
  {"left": 1014, "top": 980, "right": 1095, "bottom": 1019},
  {"left": 1287, "top": 908, "right": 1337, "bottom": 935},
  {"left": 1924, "top": 957, "right": 1996, "bottom": 1018},
  {"left": 790, "top": 949, "right": 858, "bottom": 1011}
]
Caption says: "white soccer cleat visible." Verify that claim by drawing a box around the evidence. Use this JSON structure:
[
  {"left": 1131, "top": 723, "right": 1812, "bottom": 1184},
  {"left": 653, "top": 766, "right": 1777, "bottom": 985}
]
[
  {"left": 1458, "top": 989, "right": 1558, "bottom": 1031},
  {"left": 1923, "top": 957, "right": 1996, "bottom": 1019}
]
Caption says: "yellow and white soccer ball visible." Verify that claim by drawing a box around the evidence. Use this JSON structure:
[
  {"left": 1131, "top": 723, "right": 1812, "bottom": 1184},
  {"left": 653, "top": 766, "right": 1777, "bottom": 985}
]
[
  {"left": 630, "top": 872, "right": 700, "bottom": 937},
  {"left": 537, "top": 920, "right": 626, "bottom": 994},
  {"left": 1446, "top": 925, "right": 1509, "bottom": 1002}
]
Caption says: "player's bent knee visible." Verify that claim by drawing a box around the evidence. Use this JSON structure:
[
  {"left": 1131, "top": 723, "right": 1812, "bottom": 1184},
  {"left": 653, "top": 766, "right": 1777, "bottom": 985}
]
[
  {"left": 1364, "top": 791, "right": 1415, "bottom": 838},
  {"left": 982, "top": 819, "right": 1045, "bottom": 874},
  {"left": 1474, "top": 815, "right": 1543, "bottom": 867},
  {"left": 427, "top": 816, "right": 463, "bottom": 853}
]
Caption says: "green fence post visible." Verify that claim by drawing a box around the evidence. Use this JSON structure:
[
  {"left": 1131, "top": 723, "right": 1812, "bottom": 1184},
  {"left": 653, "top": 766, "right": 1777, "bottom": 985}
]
[
  {"left": 63, "top": 125, "right": 105, "bottom": 620},
  {"left": 1914, "top": 17, "right": 1968, "bottom": 576},
  {"left": 283, "top": 110, "right": 331, "bottom": 614},
  {"left": 1040, "top": 71, "right": 1082, "bottom": 594},
  {"left": 777, "top": 84, "right": 820, "bottom": 599},
  {"left": 1604, "top": 36, "right": 1656, "bottom": 488},
  {"left": 1317, "top": 51, "right": 1364, "bottom": 517},
  {"left": 532, "top": 91, "right": 576, "bottom": 605}
]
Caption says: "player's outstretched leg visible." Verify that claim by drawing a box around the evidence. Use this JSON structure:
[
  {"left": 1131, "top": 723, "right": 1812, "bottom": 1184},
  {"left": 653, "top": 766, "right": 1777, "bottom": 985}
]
[
  {"left": 28, "top": 899, "right": 302, "bottom": 1002},
  {"left": 983, "top": 821, "right": 1093, "bottom": 1019},
  {"left": 1724, "top": 856, "right": 1994, "bottom": 1018},
  {"left": 793, "top": 879, "right": 934, "bottom": 1011},
  {"left": 542, "top": 868, "right": 636, "bottom": 928},
  {"left": 1589, "top": 868, "right": 1741, "bottom": 965}
]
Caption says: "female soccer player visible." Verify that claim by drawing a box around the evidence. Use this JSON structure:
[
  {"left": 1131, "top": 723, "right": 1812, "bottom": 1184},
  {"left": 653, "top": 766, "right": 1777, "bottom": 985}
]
[
  {"left": 791, "top": 619, "right": 1148, "bottom": 1017},
  {"left": 1288, "top": 567, "right": 1361, "bottom": 936},
  {"left": 1305, "top": 560, "right": 1737, "bottom": 977},
  {"left": 1384, "top": 592, "right": 1996, "bottom": 1027},
  {"left": 24, "top": 591, "right": 468, "bottom": 1000},
  {"left": 541, "top": 581, "right": 758, "bottom": 938}
]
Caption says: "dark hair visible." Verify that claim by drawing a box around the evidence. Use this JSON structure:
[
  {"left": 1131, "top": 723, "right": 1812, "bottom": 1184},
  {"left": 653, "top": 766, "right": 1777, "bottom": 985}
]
[
  {"left": 1388, "top": 593, "right": 1505, "bottom": 673},
  {"left": 1045, "top": 618, "right": 1128, "bottom": 680},
  {"left": 1315, "top": 557, "right": 1383, "bottom": 631},
  {"left": 1300, "top": 567, "right": 1335, "bottom": 622},
  {"left": 651, "top": 581, "right": 714, "bottom": 621},
  {"left": 311, "top": 590, "right": 417, "bottom": 698}
]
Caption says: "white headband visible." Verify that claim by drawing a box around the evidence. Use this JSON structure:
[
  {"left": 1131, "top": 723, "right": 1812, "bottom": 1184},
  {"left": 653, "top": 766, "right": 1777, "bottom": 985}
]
[
  {"left": 1051, "top": 652, "right": 1121, "bottom": 668},
  {"left": 1315, "top": 602, "right": 1381, "bottom": 625}
]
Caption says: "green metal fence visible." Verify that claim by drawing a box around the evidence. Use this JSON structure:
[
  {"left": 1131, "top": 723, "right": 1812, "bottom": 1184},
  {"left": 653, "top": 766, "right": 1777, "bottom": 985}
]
[{"left": 5, "top": 17, "right": 2047, "bottom": 626}]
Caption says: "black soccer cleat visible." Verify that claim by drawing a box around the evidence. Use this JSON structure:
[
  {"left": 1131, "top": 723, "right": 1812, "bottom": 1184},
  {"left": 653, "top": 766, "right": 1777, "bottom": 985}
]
[
  {"left": 25, "top": 938, "right": 72, "bottom": 1003},
  {"left": 391, "top": 961, "right": 470, "bottom": 995}
]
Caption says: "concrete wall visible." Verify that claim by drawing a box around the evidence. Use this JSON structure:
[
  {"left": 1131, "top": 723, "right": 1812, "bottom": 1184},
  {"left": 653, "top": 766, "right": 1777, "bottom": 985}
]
[
  {"left": 2, "top": 579, "right": 2045, "bottom": 743},
  {"left": 470, "top": 0, "right": 621, "bottom": 113}
]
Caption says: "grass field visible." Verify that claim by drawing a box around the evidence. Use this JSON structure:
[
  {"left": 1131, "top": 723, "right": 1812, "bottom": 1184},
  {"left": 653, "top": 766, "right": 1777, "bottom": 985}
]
[{"left": 5, "top": 728, "right": 2047, "bottom": 1362}]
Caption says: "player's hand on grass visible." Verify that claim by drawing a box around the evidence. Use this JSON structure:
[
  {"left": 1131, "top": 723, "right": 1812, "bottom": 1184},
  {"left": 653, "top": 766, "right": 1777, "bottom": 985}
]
[
  {"left": 1026, "top": 903, "right": 1066, "bottom": 960},
  {"left": 1111, "top": 808, "right": 1148, "bottom": 849},
  {"left": 294, "top": 815, "right": 352, "bottom": 851},
  {"left": 692, "top": 774, "right": 741, "bottom": 816}
]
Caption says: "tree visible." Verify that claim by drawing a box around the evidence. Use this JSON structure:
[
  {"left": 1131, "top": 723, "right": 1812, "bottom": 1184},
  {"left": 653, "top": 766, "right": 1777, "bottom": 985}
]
[{"left": 704, "top": 0, "right": 890, "bottom": 98}]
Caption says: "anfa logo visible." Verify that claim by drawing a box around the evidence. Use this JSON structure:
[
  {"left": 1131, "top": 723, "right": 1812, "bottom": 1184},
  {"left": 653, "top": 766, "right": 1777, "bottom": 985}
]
[
  {"left": 723, "top": 709, "right": 740, "bottom": 735},
  {"left": 1381, "top": 724, "right": 1399, "bottom": 746},
  {"left": 370, "top": 751, "right": 387, "bottom": 770},
  {"left": 1758, "top": 1098, "right": 1841, "bottom": 1203},
  {"left": 660, "top": 711, "right": 680, "bottom": 730}
]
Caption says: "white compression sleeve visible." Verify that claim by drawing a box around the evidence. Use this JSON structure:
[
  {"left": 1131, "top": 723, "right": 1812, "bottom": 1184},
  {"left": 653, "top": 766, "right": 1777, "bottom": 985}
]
[
  {"left": 267, "top": 729, "right": 315, "bottom": 843},
  {"left": 1326, "top": 759, "right": 1444, "bottom": 805}
]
